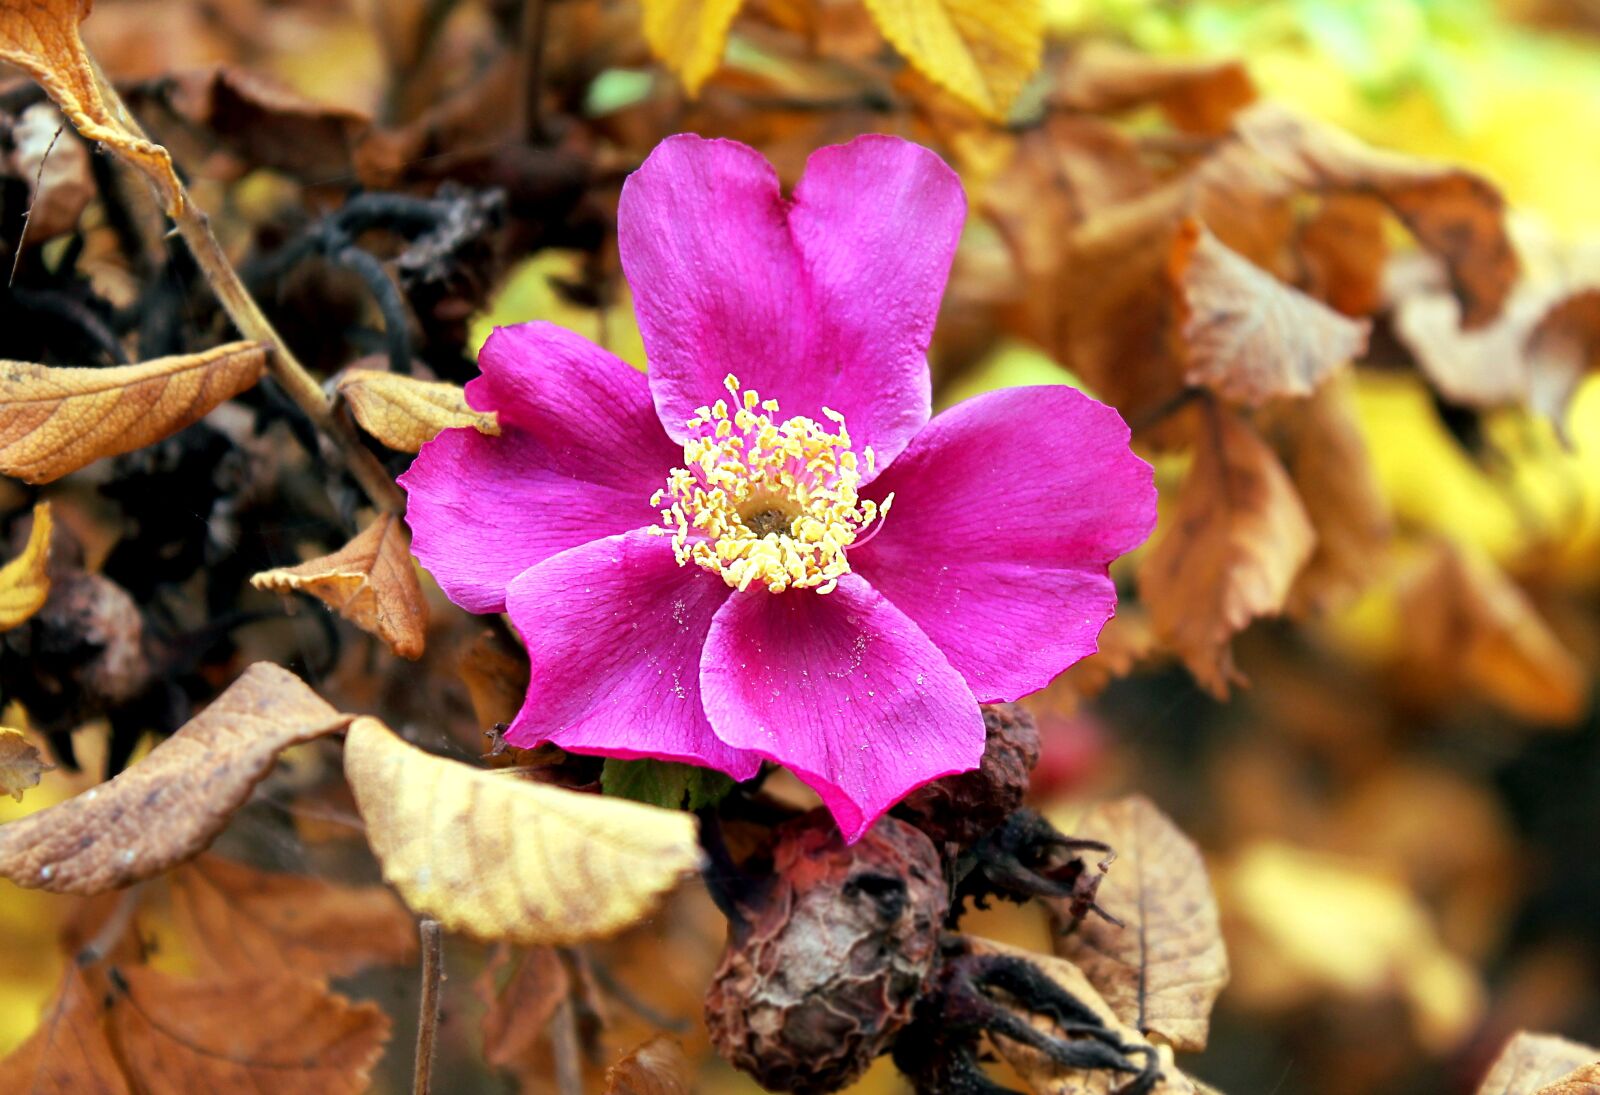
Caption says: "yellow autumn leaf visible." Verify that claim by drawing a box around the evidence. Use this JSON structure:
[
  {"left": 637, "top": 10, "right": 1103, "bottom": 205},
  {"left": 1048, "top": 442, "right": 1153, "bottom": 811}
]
[
  {"left": 251, "top": 514, "right": 428, "bottom": 660},
  {"left": 343, "top": 717, "right": 703, "bottom": 946},
  {"left": 862, "top": 0, "right": 1044, "bottom": 120},
  {"left": 0, "top": 502, "right": 51, "bottom": 630},
  {"left": 0, "top": 342, "right": 267, "bottom": 484},
  {"left": 0, "top": 0, "right": 183, "bottom": 213},
  {"left": 641, "top": 0, "right": 747, "bottom": 97},
  {"left": 336, "top": 369, "right": 499, "bottom": 453}
]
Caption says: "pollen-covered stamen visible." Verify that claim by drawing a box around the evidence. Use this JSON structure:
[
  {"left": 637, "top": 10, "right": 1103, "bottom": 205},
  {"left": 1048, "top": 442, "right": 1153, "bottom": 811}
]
[{"left": 650, "top": 375, "right": 892, "bottom": 594}]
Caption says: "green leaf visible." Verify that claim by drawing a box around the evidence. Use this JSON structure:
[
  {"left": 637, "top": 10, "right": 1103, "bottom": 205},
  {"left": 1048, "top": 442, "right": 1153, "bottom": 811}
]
[{"left": 601, "top": 758, "right": 735, "bottom": 812}]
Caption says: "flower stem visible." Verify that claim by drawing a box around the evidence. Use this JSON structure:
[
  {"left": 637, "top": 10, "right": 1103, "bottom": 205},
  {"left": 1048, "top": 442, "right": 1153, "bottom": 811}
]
[
  {"left": 88, "top": 63, "right": 406, "bottom": 514},
  {"left": 413, "top": 919, "right": 444, "bottom": 1095}
]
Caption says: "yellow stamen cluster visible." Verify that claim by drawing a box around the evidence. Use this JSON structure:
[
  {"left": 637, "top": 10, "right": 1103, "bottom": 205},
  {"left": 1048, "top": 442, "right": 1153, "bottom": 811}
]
[{"left": 650, "top": 375, "right": 891, "bottom": 594}]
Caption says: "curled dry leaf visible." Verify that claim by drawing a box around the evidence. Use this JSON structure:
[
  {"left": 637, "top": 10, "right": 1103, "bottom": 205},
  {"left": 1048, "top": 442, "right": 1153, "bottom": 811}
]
[
  {"left": 0, "top": 964, "right": 127, "bottom": 1094},
  {"left": 0, "top": 501, "right": 53, "bottom": 630},
  {"left": 336, "top": 369, "right": 499, "bottom": 453},
  {"left": 0, "top": 662, "right": 347, "bottom": 894},
  {"left": 641, "top": 0, "right": 746, "bottom": 97},
  {"left": 343, "top": 716, "right": 703, "bottom": 946},
  {"left": 1398, "top": 543, "right": 1587, "bottom": 726},
  {"left": 1050, "top": 795, "right": 1229, "bottom": 1053},
  {"left": 0, "top": 727, "right": 53, "bottom": 802},
  {"left": 250, "top": 514, "right": 428, "bottom": 660},
  {"left": 1137, "top": 405, "right": 1315, "bottom": 696},
  {"left": 966, "top": 937, "right": 1197, "bottom": 1095},
  {"left": 1233, "top": 102, "right": 1515, "bottom": 328},
  {"left": 170, "top": 854, "right": 418, "bottom": 980},
  {"left": 1478, "top": 1032, "right": 1600, "bottom": 1095},
  {"left": 1171, "top": 218, "right": 1371, "bottom": 406},
  {"left": 861, "top": 0, "right": 1044, "bottom": 121},
  {"left": 0, "top": 0, "right": 184, "bottom": 213},
  {"left": 1050, "top": 41, "right": 1256, "bottom": 136},
  {"left": 7, "top": 102, "right": 93, "bottom": 244},
  {"left": 107, "top": 966, "right": 389, "bottom": 1095},
  {"left": 0, "top": 342, "right": 267, "bottom": 484},
  {"left": 604, "top": 1036, "right": 692, "bottom": 1095}
]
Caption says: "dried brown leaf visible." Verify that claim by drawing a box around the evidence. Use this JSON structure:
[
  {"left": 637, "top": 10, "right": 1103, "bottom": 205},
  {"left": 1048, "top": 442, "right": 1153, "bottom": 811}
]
[
  {"left": 0, "top": 342, "right": 267, "bottom": 484},
  {"left": 107, "top": 966, "right": 389, "bottom": 1095},
  {"left": 1051, "top": 795, "right": 1228, "bottom": 1052},
  {"left": 966, "top": 937, "right": 1197, "bottom": 1095},
  {"left": 1538, "top": 1063, "right": 1600, "bottom": 1095},
  {"left": 0, "top": 0, "right": 184, "bottom": 213},
  {"left": 0, "top": 964, "right": 128, "bottom": 1094},
  {"left": 0, "top": 501, "right": 53, "bottom": 629},
  {"left": 170, "top": 854, "right": 417, "bottom": 980},
  {"left": 478, "top": 945, "right": 570, "bottom": 1075},
  {"left": 7, "top": 102, "right": 93, "bottom": 243},
  {"left": 343, "top": 716, "right": 702, "bottom": 945},
  {"left": 1138, "top": 406, "right": 1315, "bottom": 695},
  {"left": 1298, "top": 194, "right": 1388, "bottom": 317},
  {"left": 336, "top": 369, "right": 499, "bottom": 453},
  {"left": 1479, "top": 1032, "right": 1600, "bottom": 1095},
  {"left": 1525, "top": 288, "right": 1600, "bottom": 441},
  {"left": 1171, "top": 218, "right": 1371, "bottom": 405},
  {"left": 1234, "top": 102, "right": 1515, "bottom": 327},
  {"left": 1264, "top": 381, "right": 1392, "bottom": 616},
  {"left": 158, "top": 65, "right": 371, "bottom": 181},
  {"left": 0, "top": 663, "right": 347, "bottom": 894},
  {"left": 1050, "top": 42, "right": 1255, "bottom": 135},
  {"left": 605, "top": 1036, "right": 691, "bottom": 1095},
  {"left": 1398, "top": 544, "right": 1588, "bottom": 725},
  {"left": 251, "top": 514, "right": 428, "bottom": 659},
  {"left": 0, "top": 727, "right": 53, "bottom": 802}
]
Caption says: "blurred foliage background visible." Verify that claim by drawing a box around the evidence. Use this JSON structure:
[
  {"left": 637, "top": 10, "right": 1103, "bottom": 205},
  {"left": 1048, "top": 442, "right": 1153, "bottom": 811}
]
[{"left": 3, "top": 0, "right": 1599, "bottom": 1092}]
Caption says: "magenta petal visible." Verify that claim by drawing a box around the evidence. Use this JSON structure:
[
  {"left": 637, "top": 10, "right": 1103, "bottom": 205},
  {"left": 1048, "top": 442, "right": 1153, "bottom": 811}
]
[
  {"left": 400, "top": 322, "right": 678, "bottom": 614},
  {"left": 503, "top": 531, "right": 761, "bottom": 780},
  {"left": 700, "top": 575, "right": 985, "bottom": 841},
  {"left": 619, "top": 134, "right": 965, "bottom": 469},
  {"left": 852, "top": 386, "right": 1156, "bottom": 703}
]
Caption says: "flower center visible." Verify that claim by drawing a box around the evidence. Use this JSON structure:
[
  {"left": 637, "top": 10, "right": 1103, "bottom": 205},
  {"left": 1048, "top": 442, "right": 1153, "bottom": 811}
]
[{"left": 650, "top": 375, "right": 892, "bottom": 595}]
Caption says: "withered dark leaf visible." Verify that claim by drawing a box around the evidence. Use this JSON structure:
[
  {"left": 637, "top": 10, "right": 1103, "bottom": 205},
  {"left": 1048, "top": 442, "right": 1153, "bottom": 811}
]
[
  {"left": 477, "top": 945, "right": 570, "bottom": 1077},
  {"left": 0, "top": 663, "right": 347, "bottom": 894},
  {"left": 0, "top": 727, "right": 53, "bottom": 802}
]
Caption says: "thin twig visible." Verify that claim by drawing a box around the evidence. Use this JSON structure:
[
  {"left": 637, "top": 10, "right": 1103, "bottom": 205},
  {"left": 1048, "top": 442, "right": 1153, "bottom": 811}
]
[
  {"left": 519, "top": 0, "right": 551, "bottom": 144},
  {"left": 547, "top": 995, "right": 584, "bottom": 1095},
  {"left": 414, "top": 919, "right": 444, "bottom": 1095},
  {"left": 85, "top": 62, "right": 406, "bottom": 513},
  {"left": 8, "top": 122, "right": 65, "bottom": 287},
  {"left": 76, "top": 883, "right": 146, "bottom": 966}
]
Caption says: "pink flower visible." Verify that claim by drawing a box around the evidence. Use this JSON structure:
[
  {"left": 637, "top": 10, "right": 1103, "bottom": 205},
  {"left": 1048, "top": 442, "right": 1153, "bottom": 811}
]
[{"left": 401, "top": 134, "right": 1155, "bottom": 840}]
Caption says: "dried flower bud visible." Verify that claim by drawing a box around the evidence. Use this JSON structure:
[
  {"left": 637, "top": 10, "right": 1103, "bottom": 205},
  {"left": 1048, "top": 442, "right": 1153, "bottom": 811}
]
[
  {"left": 705, "top": 810, "right": 947, "bottom": 1094},
  {"left": 896, "top": 703, "right": 1040, "bottom": 850}
]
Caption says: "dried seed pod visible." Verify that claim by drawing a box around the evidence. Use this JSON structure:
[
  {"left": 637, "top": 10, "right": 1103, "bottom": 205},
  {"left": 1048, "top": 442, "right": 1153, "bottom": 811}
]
[
  {"left": 705, "top": 810, "right": 947, "bottom": 1094},
  {"left": 896, "top": 703, "right": 1040, "bottom": 851}
]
